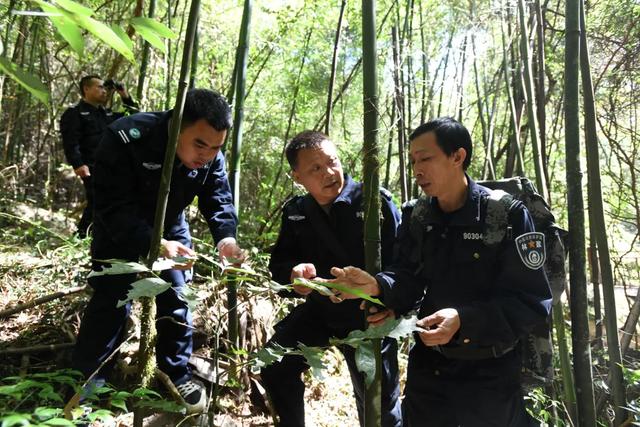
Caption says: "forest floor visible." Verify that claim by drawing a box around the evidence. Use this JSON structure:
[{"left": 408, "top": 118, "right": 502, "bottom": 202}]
[
  {"left": 0, "top": 201, "right": 638, "bottom": 426},
  {"left": 0, "top": 202, "right": 408, "bottom": 426}
]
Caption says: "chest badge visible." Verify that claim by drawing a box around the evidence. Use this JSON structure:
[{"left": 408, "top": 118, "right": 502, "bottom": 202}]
[
  {"left": 129, "top": 128, "right": 141, "bottom": 139},
  {"left": 142, "top": 162, "right": 161, "bottom": 170},
  {"left": 80, "top": 111, "right": 90, "bottom": 116},
  {"left": 356, "top": 211, "right": 364, "bottom": 219},
  {"left": 188, "top": 169, "right": 198, "bottom": 178},
  {"left": 288, "top": 215, "right": 306, "bottom": 221},
  {"left": 515, "top": 232, "right": 546, "bottom": 270}
]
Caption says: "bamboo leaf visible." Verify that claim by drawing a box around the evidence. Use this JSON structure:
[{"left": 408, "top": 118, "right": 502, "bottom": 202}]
[
  {"left": 72, "top": 14, "right": 135, "bottom": 63},
  {"left": 292, "top": 278, "right": 334, "bottom": 297},
  {"left": 130, "top": 21, "right": 166, "bottom": 53},
  {"left": 111, "top": 25, "right": 133, "bottom": 52},
  {"left": 131, "top": 17, "right": 178, "bottom": 39},
  {"left": 116, "top": 277, "right": 171, "bottom": 307},
  {"left": 34, "top": 1, "right": 84, "bottom": 55},
  {"left": 293, "top": 278, "right": 385, "bottom": 306},
  {"left": 0, "top": 57, "right": 50, "bottom": 105},
  {"left": 52, "top": 0, "right": 93, "bottom": 16},
  {"left": 88, "top": 260, "right": 148, "bottom": 277}
]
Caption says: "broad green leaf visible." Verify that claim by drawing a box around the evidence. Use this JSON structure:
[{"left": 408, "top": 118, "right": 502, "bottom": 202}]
[
  {"left": 34, "top": 1, "right": 84, "bottom": 55},
  {"left": 88, "top": 260, "right": 148, "bottom": 277},
  {"left": 130, "top": 17, "right": 178, "bottom": 39},
  {"left": 387, "top": 315, "right": 426, "bottom": 340},
  {"left": 110, "top": 398, "right": 128, "bottom": 412},
  {"left": 52, "top": 0, "right": 93, "bottom": 16},
  {"left": 86, "top": 410, "right": 115, "bottom": 423},
  {"left": 43, "top": 418, "right": 75, "bottom": 426},
  {"left": 297, "top": 343, "right": 325, "bottom": 380},
  {"left": 72, "top": 14, "right": 134, "bottom": 63},
  {"left": 111, "top": 25, "right": 133, "bottom": 52},
  {"left": 130, "top": 22, "right": 165, "bottom": 53},
  {"left": 135, "top": 399, "right": 184, "bottom": 413},
  {"left": 0, "top": 57, "right": 49, "bottom": 105},
  {"left": 0, "top": 413, "right": 32, "bottom": 426},
  {"left": 251, "top": 343, "right": 290, "bottom": 371},
  {"left": 355, "top": 341, "right": 376, "bottom": 387},
  {"left": 116, "top": 277, "right": 170, "bottom": 307},
  {"left": 132, "top": 387, "right": 163, "bottom": 398},
  {"left": 33, "top": 407, "right": 61, "bottom": 421},
  {"left": 151, "top": 255, "right": 197, "bottom": 271}
]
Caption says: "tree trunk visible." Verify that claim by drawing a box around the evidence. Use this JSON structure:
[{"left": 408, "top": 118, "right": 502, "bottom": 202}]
[
  {"left": 227, "top": 0, "right": 253, "bottom": 377},
  {"left": 325, "top": 0, "right": 346, "bottom": 135},
  {"left": 136, "top": 0, "right": 157, "bottom": 104},
  {"left": 579, "top": 0, "right": 626, "bottom": 422},
  {"left": 518, "top": 0, "right": 548, "bottom": 200},
  {"left": 134, "top": 1, "right": 201, "bottom": 426},
  {"left": 362, "top": 1, "right": 382, "bottom": 425},
  {"left": 565, "top": 0, "right": 597, "bottom": 423},
  {"left": 391, "top": 26, "right": 407, "bottom": 203}
]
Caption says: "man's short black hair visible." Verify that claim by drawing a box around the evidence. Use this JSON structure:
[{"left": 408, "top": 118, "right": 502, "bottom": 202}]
[
  {"left": 182, "top": 89, "right": 232, "bottom": 131},
  {"left": 79, "top": 75, "right": 101, "bottom": 97},
  {"left": 285, "top": 130, "right": 331, "bottom": 170},
  {"left": 409, "top": 117, "right": 473, "bottom": 170}
]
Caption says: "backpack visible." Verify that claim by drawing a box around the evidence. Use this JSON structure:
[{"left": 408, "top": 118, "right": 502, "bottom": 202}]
[{"left": 410, "top": 176, "right": 567, "bottom": 387}]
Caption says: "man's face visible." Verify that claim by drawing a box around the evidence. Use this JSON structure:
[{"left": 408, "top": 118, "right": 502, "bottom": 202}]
[
  {"left": 292, "top": 140, "right": 344, "bottom": 206},
  {"left": 410, "top": 131, "right": 465, "bottom": 198},
  {"left": 176, "top": 119, "right": 227, "bottom": 170},
  {"left": 83, "top": 78, "right": 107, "bottom": 105}
]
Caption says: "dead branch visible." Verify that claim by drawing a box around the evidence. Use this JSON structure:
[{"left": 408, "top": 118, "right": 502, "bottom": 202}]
[{"left": 0, "top": 285, "right": 87, "bottom": 319}]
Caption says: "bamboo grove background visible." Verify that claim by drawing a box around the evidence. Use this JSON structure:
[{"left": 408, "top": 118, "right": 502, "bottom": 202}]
[{"left": 0, "top": 0, "right": 639, "bottom": 424}]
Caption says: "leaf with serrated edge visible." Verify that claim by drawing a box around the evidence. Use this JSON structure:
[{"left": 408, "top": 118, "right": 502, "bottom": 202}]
[
  {"left": 298, "top": 343, "right": 325, "bottom": 380},
  {"left": 355, "top": 341, "right": 376, "bottom": 387},
  {"left": 88, "top": 260, "right": 148, "bottom": 277},
  {"left": 116, "top": 278, "right": 170, "bottom": 307}
]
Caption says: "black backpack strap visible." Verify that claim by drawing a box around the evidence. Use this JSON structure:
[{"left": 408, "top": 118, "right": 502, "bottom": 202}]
[{"left": 302, "top": 194, "right": 350, "bottom": 266}]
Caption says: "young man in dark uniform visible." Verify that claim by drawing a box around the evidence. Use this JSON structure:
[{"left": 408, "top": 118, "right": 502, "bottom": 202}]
[
  {"left": 330, "top": 117, "right": 552, "bottom": 426},
  {"left": 261, "top": 131, "right": 402, "bottom": 427},
  {"left": 72, "top": 89, "right": 244, "bottom": 413},
  {"left": 60, "top": 75, "right": 137, "bottom": 237}
]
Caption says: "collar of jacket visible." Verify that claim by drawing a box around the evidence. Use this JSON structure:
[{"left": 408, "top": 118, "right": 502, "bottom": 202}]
[
  {"left": 332, "top": 174, "right": 360, "bottom": 206},
  {"left": 425, "top": 174, "right": 485, "bottom": 227},
  {"left": 78, "top": 99, "right": 105, "bottom": 112}
]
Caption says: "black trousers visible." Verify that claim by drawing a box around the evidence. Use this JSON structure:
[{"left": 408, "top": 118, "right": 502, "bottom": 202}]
[
  {"left": 72, "top": 268, "right": 193, "bottom": 385},
  {"left": 402, "top": 343, "right": 539, "bottom": 427},
  {"left": 77, "top": 175, "right": 94, "bottom": 237},
  {"left": 261, "top": 302, "right": 402, "bottom": 427}
]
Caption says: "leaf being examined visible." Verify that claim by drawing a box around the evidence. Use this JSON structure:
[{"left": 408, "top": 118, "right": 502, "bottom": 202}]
[
  {"left": 116, "top": 277, "right": 170, "bottom": 307},
  {"left": 88, "top": 260, "right": 148, "bottom": 277}
]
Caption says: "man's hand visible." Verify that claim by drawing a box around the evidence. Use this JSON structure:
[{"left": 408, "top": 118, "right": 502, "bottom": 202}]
[
  {"left": 290, "top": 263, "right": 316, "bottom": 296},
  {"left": 116, "top": 87, "right": 129, "bottom": 99},
  {"left": 217, "top": 238, "right": 246, "bottom": 265},
  {"left": 74, "top": 165, "right": 91, "bottom": 178},
  {"left": 416, "top": 308, "right": 461, "bottom": 347},
  {"left": 361, "top": 301, "right": 395, "bottom": 327},
  {"left": 160, "top": 239, "right": 196, "bottom": 270},
  {"left": 326, "top": 266, "right": 380, "bottom": 302}
]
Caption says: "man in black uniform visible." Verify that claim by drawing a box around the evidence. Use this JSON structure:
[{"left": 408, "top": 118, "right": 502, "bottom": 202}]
[
  {"left": 330, "top": 117, "right": 552, "bottom": 426},
  {"left": 60, "top": 75, "right": 137, "bottom": 237},
  {"left": 261, "top": 131, "right": 402, "bottom": 427},
  {"left": 72, "top": 89, "right": 244, "bottom": 413}
]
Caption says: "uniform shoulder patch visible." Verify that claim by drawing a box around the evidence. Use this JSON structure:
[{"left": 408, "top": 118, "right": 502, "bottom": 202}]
[{"left": 515, "top": 232, "right": 546, "bottom": 270}]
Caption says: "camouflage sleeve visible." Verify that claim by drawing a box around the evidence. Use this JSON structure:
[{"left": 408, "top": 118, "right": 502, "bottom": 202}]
[{"left": 453, "top": 203, "right": 553, "bottom": 348}]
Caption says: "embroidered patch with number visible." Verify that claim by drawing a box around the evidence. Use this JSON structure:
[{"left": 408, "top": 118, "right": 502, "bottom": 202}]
[
  {"left": 142, "top": 162, "right": 161, "bottom": 170},
  {"left": 287, "top": 215, "right": 306, "bottom": 221},
  {"left": 515, "top": 232, "right": 546, "bottom": 270}
]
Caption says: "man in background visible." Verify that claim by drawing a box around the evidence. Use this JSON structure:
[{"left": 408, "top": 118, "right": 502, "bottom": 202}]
[{"left": 60, "top": 75, "right": 137, "bottom": 237}]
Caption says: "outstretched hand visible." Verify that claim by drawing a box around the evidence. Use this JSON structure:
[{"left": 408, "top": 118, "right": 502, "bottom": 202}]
[
  {"left": 322, "top": 266, "right": 380, "bottom": 303},
  {"left": 415, "top": 308, "right": 461, "bottom": 346}
]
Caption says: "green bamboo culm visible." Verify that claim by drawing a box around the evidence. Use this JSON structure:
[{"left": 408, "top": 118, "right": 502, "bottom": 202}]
[
  {"left": 362, "top": 0, "right": 382, "bottom": 426},
  {"left": 227, "top": 0, "right": 253, "bottom": 383},
  {"left": 133, "top": 1, "right": 201, "bottom": 425},
  {"left": 564, "top": 0, "right": 597, "bottom": 424},
  {"left": 579, "top": 0, "right": 626, "bottom": 421}
]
